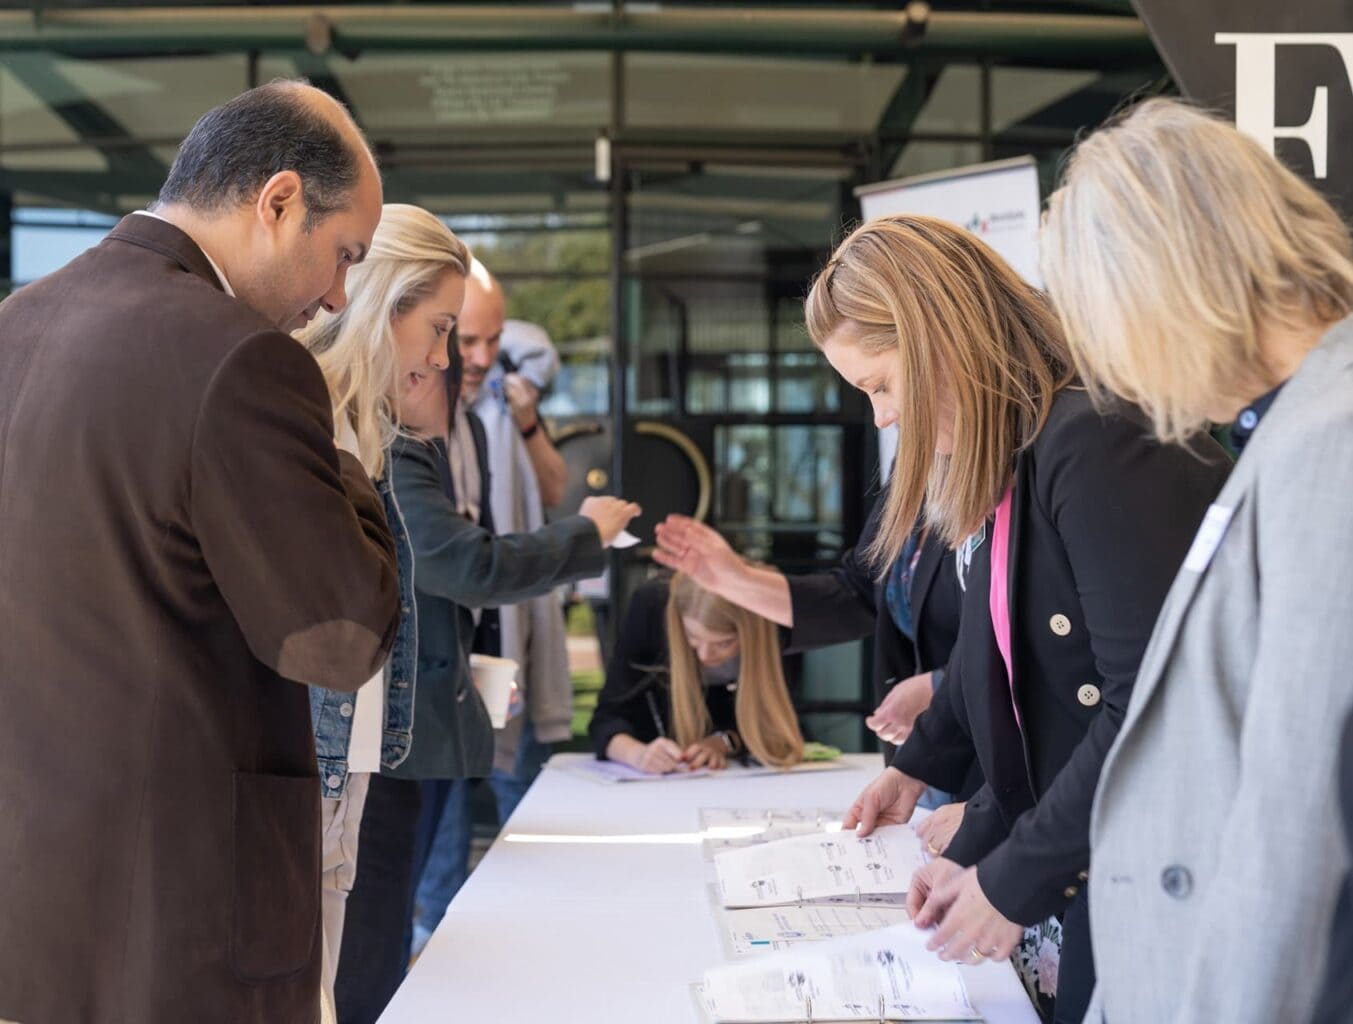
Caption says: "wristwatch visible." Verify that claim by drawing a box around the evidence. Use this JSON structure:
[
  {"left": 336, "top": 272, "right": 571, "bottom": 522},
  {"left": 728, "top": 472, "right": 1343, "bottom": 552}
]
[{"left": 717, "top": 730, "right": 741, "bottom": 754}]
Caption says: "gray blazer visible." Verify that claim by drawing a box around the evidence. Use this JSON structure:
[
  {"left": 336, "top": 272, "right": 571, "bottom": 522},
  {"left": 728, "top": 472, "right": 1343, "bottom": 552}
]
[{"left": 1085, "top": 316, "right": 1353, "bottom": 1023}]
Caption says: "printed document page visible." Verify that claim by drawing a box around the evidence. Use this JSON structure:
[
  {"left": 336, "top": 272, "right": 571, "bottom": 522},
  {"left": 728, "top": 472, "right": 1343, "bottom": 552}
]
[
  {"left": 698, "top": 923, "right": 980, "bottom": 1021},
  {"left": 715, "top": 825, "right": 926, "bottom": 909},
  {"left": 724, "top": 904, "right": 914, "bottom": 956}
]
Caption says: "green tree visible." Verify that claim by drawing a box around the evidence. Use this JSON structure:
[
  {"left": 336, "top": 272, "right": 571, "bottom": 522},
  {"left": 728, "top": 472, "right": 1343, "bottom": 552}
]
[{"left": 472, "top": 229, "right": 610, "bottom": 344}]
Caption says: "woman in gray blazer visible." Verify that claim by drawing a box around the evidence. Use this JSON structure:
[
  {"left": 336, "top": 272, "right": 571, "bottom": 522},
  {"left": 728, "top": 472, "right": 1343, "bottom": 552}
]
[{"left": 1040, "top": 98, "right": 1353, "bottom": 1024}]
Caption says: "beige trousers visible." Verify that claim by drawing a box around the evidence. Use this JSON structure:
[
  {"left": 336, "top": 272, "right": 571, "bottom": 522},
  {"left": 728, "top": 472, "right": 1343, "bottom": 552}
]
[{"left": 319, "top": 771, "right": 371, "bottom": 1023}]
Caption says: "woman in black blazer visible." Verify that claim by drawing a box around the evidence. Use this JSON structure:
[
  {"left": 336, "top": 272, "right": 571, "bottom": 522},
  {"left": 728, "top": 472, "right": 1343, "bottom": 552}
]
[
  {"left": 780, "top": 503, "right": 963, "bottom": 759},
  {"left": 808, "top": 215, "right": 1230, "bottom": 1023}
]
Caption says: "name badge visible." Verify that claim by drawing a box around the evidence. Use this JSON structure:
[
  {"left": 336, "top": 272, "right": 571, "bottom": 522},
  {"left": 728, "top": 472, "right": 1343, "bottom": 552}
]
[{"left": 1183, "top": 504, "right": 1234, "bottom": 573}]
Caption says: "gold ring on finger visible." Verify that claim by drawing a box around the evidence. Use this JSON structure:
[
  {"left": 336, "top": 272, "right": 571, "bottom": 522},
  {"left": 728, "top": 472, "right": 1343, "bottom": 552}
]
[{"left": 968, "top": 947, "right": 986, "bottom": 962}]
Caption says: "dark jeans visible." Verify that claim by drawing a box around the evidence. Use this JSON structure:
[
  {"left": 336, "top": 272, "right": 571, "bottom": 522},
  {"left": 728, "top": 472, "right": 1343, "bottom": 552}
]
[
  {"left": 1053, "top": 885, "right": 1095, "bottom": 1024},
  {"left": 334, "top": 775, "right": 422, "bottom": 1024}
]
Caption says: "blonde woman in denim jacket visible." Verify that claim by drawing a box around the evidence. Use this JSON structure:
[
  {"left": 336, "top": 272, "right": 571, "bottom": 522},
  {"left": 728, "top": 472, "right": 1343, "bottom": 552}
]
[{"left": 297, "top": 203, "right": 472, "bottom": 1011}]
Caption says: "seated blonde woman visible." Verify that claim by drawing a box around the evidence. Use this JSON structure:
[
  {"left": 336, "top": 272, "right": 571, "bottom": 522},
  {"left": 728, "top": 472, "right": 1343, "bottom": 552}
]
[{"left": 590, "top": 572, "right": 804, "bottom": 774}]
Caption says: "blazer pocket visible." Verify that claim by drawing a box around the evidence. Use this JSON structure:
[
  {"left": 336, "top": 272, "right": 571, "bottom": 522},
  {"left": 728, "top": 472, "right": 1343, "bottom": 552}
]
[{"left": 231, "top": 771, "right": 321, "bottom": 981}]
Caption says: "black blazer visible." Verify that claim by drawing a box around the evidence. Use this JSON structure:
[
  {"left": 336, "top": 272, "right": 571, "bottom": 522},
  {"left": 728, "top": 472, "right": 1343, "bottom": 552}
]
[
  {"left": 892, "top": 388, "right": 1231, "bottom": 925},
  {"left": 787, "top": 498, "right": 965, "bottom": 765},
  {"left": 589, "top": 578, "right": 740, "bottom": 757},
  {"left": 783, "top": 499, "right": 880, "bottom": 652}
]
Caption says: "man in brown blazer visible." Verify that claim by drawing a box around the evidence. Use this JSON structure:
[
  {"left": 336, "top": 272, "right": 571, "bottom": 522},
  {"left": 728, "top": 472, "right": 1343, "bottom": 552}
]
[{"left": 0, "top": 81, "right": 401, "bottom": 1023}]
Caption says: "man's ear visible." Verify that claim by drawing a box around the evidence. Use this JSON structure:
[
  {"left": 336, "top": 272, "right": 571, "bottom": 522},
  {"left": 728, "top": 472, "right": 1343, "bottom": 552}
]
[{"left": 255, "top": 170, "right": 305, "bottom": 228}]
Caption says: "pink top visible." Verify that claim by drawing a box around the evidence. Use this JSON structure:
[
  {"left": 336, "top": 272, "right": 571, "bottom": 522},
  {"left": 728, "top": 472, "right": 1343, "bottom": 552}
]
[{"left": 989, "top": 486, "right": 1020, "bottom": 727}]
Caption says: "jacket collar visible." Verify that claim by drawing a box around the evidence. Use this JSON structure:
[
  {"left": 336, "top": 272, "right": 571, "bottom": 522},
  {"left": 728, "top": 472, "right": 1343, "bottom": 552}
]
[{"left": 105, "top": 213, "right": 228, "bottom": 295}]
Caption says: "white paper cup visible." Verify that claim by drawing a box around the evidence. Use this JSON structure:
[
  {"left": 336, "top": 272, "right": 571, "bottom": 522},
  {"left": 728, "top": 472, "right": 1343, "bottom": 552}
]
[{"left": 469, "top": 654, "right": 518, "bottom": 729}]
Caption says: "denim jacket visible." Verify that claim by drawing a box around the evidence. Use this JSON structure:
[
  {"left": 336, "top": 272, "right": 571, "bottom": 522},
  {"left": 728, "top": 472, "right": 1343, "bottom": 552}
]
[{"left": 310, "top": 474, "right": 418, "bottom": 798}]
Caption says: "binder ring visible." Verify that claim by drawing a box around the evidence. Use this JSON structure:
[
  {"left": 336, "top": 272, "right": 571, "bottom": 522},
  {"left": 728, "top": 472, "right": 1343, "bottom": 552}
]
[
  {"left": 796, "top": 885, "right": 806, "bottom": 908},
  {"left": 878, "top": 994, "right": 887, "bottom": 1022},
  {"left": 804, "top": 995, "right": 814, "bottom": 1024},
  {"left": 854, "top": 885, "right": 863, "bottom": 909}
]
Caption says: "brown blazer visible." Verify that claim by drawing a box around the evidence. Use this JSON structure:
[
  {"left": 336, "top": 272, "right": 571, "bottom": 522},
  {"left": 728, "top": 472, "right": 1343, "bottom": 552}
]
[{"left": 0, "top": 215, "right": 401, "bottom": 1023}]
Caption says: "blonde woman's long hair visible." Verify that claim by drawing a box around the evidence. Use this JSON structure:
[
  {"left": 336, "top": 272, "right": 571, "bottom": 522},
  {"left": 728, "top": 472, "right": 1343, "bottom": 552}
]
[
  {"left": 1041, "top": 98, "right": 1353, "bottom": 444},
  {"left": 297, "top": 203, "right": 471, "bottom": 478},
  {"left": 665, "top": 572, "right": 804, "bottom": 769},
  {"left": 805, "top": 215, "right": 1072, "bottom": 567}
]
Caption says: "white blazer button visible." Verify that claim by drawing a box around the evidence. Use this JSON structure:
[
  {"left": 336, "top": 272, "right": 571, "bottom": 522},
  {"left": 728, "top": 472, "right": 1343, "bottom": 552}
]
[
  {"left": 1077, "top": 684, "right": 1101, "bottom": 707},
  {"left": 1050, "top": 613, "right": 1072, "bottom": 636},
  {"left": 339, "top": 702, "right": 354, "bottom": 718}
]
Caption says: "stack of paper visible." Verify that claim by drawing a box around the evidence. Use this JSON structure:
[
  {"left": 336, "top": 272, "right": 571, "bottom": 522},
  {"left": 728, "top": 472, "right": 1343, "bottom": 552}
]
[
  {"left": 714, "top": 825, "right": 927, "bottom": 909},
  {"left": 699, "top": 807, "right": 845, "bottom": 859},
  {"left": 723, "top": 904, "right": 914, "bottom": 957},
  {"left": 698, "top": 923, "right": 980, "bottom": 1022},
  {"left": 701, "top": 807, "right": 845, "bottom": 831}
]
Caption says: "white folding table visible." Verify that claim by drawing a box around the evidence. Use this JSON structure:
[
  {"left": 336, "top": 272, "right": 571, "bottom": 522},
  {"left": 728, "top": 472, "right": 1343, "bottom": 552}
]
[{"left": 380, "top": 753, "right": 1041, "bottom": 1023}]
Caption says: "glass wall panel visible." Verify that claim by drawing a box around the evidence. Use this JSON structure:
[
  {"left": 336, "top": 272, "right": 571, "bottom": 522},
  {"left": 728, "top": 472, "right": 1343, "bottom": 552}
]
[
  {"left": 626, "top": 54, "right": 904, "bottom": 136},
  {"left": 260, "top": 52, "right": 610, "bottom": 143}
]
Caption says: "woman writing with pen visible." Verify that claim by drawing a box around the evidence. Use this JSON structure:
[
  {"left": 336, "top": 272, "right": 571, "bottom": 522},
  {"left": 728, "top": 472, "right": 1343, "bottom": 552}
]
[{"left": 589, "top": 572, "right": 804, "bottom": 774}]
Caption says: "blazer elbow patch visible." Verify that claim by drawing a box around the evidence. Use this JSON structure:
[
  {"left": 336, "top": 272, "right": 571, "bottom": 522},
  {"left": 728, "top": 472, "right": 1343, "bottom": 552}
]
[{"left": 277, "top": 620, "right": 389, "bottom": 687}]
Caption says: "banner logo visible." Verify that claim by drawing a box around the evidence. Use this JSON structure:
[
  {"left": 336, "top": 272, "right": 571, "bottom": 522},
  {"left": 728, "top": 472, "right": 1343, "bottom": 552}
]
[{"left": 1216, "top": 32, "right": 1353, "bottom": 178}]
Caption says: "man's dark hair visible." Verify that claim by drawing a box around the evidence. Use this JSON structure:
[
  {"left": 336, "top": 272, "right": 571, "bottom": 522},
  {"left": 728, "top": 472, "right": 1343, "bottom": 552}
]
[{"left": 155, "top": 79, "right": 363, "bottom": 230}]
